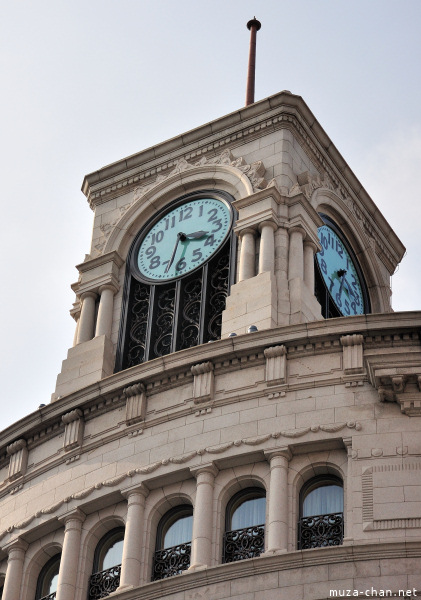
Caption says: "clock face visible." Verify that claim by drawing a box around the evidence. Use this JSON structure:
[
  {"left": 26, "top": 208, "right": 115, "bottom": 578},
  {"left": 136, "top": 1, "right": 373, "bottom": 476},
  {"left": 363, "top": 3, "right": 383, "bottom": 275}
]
[
  {"left": 136, "top": 197, "right": 233, "bottom": 282},
  {"left": 316, "top": 223, "right": 366, "bottom": 316}
]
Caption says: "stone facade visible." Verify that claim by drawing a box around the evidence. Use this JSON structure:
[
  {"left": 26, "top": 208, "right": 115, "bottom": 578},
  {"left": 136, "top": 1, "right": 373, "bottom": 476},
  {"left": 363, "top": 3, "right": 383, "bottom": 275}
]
[{"left": 0, "top": 91, "right": 420, "bottom": 600}]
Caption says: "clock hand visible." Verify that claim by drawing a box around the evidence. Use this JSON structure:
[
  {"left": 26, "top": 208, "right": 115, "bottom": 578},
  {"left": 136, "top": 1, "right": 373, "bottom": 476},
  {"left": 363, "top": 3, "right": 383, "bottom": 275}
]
[
  {"left": 336, "top": 269, "right": 347, "bottom": 300},
  {"left": 180, "top": 230, "right": 208, "bottom": 241},
  {"left": 165, "top": 232, "right": 183, "bottom": 273}
]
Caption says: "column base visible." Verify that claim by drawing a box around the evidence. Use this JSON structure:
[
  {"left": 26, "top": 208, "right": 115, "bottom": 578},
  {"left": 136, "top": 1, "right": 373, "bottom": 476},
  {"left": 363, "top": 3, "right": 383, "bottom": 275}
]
[
  {"left": 261, "top": 549, "right": 288, "bottom": 556},
  {"left": 188, "top": 563, "right": 208, "bottom": 572}
]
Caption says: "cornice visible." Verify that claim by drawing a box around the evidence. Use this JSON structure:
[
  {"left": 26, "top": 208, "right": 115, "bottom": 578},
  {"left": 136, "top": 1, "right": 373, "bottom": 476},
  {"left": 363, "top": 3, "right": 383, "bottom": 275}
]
[{"left": 0, "top": 312, "right": 419, "bottom": 461}]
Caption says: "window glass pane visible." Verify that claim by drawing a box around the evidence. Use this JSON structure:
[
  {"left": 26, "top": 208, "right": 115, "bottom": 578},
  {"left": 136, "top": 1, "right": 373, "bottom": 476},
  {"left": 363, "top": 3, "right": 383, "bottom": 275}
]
[
  {"left": 231, "top": 496, "right": 266, "bottom": 530},
  {"left": 47, "top": 572, "right": 59, "bottom": 594},
  {"left": 163, "top": 514, "right": 193, "bottom": 548},
  {"left": 302, "top": 483, "right": 343, "bottom": 517},
  {"left": 101, "top": 538, "right": 124, "bottom": 571}
]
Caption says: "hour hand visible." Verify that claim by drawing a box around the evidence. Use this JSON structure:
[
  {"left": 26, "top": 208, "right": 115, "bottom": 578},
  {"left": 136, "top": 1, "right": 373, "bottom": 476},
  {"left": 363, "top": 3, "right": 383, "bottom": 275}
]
[
  {"left": 180, "top": 230, "right": 208, "bottom": 241},
  {"left": 165, "top": 233, "right": 182, "bottom": 273}
]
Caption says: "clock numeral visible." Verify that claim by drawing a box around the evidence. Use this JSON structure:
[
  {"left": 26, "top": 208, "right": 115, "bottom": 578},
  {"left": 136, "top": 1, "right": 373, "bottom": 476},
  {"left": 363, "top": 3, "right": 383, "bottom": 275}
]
[
  {"left": 149, "top": 255, "right": 161, "bottom": 270},
  {"left": 198, "top": 205, "right": 204, "bottom": 217},
  {"left": 336, "top": 240, "right": 343, "bottom": 258},
  {"left": 350, "top": 301, "right": 357, "bottom": 313},
  {"left": 320, "top": 258, "right": 327, "bottom": 275},
  {"left": 328, "top": 276, "right": 334, "bottom": 293},
  {"left": 204, "top": 234, "right": 216, "bottom": 247},
  {"left": 176, "top": 258, "right": 187, "bottom": 271},
  {"left": 145, "top": 245, "right": 156, "bottom": 259},
  {"left": 192, "top": 249, "right": 203, "bottom": 262},
  {"left": 335, "top": 293, "right": 343, "bottom": 308},
  {"left": 207, "top": 208, "right": 218, "bottom": 222},
  {"left": 344, "top": 299, "right": 350, "bottom": 315},
  {"left": 211, "top": 218, "right": 223, "bottom": 233},
  {"left": 179, "top": 206, "right": 193, "bottom": 222},
  {"left": 151, "top": 231, "right": 164, "bottom": 245},
  {"left": 351, "top": 274, "right": 358, "bottom": 290}
]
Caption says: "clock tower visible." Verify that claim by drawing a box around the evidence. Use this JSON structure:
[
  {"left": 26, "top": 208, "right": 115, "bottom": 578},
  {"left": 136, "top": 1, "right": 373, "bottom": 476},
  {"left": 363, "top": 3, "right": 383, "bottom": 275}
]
[{"left": 52, "top": 90, "right": 404, "bottom": 398}]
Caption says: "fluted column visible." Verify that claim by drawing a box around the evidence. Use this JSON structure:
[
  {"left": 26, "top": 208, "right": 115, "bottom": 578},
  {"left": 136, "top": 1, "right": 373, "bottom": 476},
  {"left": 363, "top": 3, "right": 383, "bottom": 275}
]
[
  {"left": 189, "top": 464, "right": 218, "bottom": 569},
  {"left": 303, "top": 240, "right": 317, "bottom": 291},
  {"left": 76, "top": 292, "right": 97, "bottom": 344},
  {"left": 265, "top": 449, "right": 291, "bottom": 553},
  {"left": 118, "top": 486, "right": 148, "bottom": 590},
  {"left": 288, "top": 227, "right": 305, "bottom": 281},
  {"left": 2, "top": 539, "right": 27, "bottom": 600},
  {"left": 95, "top": 285, "right": 117, "bottom": 338},
  {"left": 258, "top": 221, "right": 277, "bottom": 274},
  {"left": 56, "top": 509, "right": 85, "bottom": 600},
  {"left": 238, "top": 228, "right": 256, "bottom": 282}
]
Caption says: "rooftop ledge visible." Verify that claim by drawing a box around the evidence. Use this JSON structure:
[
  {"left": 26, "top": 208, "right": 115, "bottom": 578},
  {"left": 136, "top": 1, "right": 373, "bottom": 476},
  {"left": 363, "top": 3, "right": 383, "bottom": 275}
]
[{"left": 1, "top": 310, "right": 420, "bottom": 450}]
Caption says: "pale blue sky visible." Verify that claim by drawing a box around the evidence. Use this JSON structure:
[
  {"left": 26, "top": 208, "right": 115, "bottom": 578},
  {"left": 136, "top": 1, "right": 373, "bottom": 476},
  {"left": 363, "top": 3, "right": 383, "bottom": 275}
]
[{"left": 1, "top": 0, "right": 420, "bottom": 429}]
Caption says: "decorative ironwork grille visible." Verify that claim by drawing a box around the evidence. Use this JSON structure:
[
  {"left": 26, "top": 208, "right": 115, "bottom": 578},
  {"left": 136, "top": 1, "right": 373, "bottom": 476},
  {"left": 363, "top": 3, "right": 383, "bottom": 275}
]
[
  {"left": 152, "top": 542, "right": 191, "bottom": 580},
  {"left": 39, "top": 594, "right": 56, "bottom": 600},
  {"left": 88, "top": 565, "right": 121, "bottom": 599},
  {"left": 118, "top": 236, "right": 233, "bottom": 371},
  {"left": 298, "top": 512, "right": 344, "bottom": 549},
  {"left": 223, "top": 525, "right": 265, "bottom": 563}
]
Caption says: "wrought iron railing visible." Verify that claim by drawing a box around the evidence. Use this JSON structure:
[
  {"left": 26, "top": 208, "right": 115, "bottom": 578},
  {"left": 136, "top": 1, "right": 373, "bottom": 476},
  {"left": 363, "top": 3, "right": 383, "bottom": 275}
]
[
  {"left": 152, "top": 542, "right": 191, "bottom": 580},
  {"left": 223, "top": 524, "right": 265, "bottom": 563},
  {"left": 298, "top": 512, "right": 344, "bottom": 549},
  {"left": 39, "top": 594, "right": 56, "bottom": 600},
  {"left": 88, "top": 564, "right": 121, "bottom": 599}
]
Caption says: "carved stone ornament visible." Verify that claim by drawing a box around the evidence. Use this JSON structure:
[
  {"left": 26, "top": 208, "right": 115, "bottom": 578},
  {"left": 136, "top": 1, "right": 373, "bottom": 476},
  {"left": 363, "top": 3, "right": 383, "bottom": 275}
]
[
  {"left": 289, "top": 171, "right": 337, "bottom": 200},
  {"left": 124, "top": 382, "right": 147, "bottom": 425},
  {"left": 191, "top": 361, "right": 215, "bottom": 404},
  {"left": 374, "top": 373, "right": 421, "bottom": 416},
  {"left": 62, "top": 409, "right": 84, "bottom": 451},
  {"left": 7, "top": 439, "right": 28, "bottom": 481},
  {"left": 264, "top": 345, "right": 287, "bottom": 385},
  {"left": 340, "top": 334, "right": 364, "bottom": 376}
]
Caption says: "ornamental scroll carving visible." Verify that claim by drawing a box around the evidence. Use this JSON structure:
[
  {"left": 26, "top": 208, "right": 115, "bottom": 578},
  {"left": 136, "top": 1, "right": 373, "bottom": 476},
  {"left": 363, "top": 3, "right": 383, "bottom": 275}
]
[
  {"left": 7, "top": 439, "right": 28, "bottom": 481},
  {"left": 124, "top": 382, "right": 146, "bottom": 425},
  {"left": 191, "top": 362, "right": 214, "bottom": 404},
  {"left": 62, "top": 409, "right": 84, "bottom": 451},
  {"left": 264, "top": 345, "right": 287, "bottom": 385},
  {"left": 340, "top": 334, "right": 364, "bottom": 376}
]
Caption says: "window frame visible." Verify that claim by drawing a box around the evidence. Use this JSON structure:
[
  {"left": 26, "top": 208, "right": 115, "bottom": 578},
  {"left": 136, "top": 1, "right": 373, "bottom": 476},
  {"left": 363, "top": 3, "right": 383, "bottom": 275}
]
[{"left": 35, "top": 553, "right": 60, "bottom": 600}]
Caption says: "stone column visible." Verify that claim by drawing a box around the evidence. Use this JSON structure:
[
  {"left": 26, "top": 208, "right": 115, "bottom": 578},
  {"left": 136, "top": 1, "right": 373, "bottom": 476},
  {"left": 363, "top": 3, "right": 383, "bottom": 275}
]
[
  {"left": 189, "top": 464, "right": 218, "bottom": 569},
  {"left": 118, "top": 486, "right": 148, "bottom": 590},
  {"left": 265, "top": 449, "right": 291, "bottom": 553},
  {"left": 56, "top": 509, "right": 85, "bottom": 600},
  {"left": 303, "top": 240, "right": 317, "bottom": 292},
  {"left": 288, "top": 227, "right": 305, "bottom": 280},
  {"left": 76, "top": 292, "right": 97, "bottom": 344},
  {"left": 238, "top": 228, "right": 256, "bottom": 282},
  {"left": 258, "top": 221, "right": 277, "bottom": 274},
  {"left": 2, "top": 539, "right": 27, "bottom": 600},
  {"left": 95, "top": 285, "right": 117, "bottom": 338}
]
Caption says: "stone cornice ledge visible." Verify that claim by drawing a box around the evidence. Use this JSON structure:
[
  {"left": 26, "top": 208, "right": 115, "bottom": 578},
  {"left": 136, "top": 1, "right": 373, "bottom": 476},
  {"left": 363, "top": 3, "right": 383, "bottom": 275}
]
[
  {"left": 0, "top": 311, "right": 420, "bottom": 452},
  {"left": 110, "top": 542, "right": 421, "bottom": 600}
]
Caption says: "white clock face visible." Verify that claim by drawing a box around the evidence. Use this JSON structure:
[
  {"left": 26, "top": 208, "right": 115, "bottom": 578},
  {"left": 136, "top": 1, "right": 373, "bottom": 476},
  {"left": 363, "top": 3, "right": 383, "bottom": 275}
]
[
  {"left": 136, "top": 197, "right": 233, "bottom": 282},
  {"left": 316, "top": 224, "right": 366, "bottom": 316}
]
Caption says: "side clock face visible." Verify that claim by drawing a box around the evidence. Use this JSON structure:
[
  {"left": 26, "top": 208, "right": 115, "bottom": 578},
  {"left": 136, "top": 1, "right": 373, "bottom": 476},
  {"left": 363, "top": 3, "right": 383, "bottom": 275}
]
[
  {"left": 316, "top": 223, "right": 366, "bottom": 316},
  {"left": 136, "top": 197, "right": 233, "bottom": 282}
]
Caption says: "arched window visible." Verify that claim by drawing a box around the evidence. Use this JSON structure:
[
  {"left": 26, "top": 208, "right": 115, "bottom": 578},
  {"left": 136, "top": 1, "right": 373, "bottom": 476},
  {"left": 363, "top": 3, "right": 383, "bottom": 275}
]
[
  {"left": 298, "top": 476, "right": 344, "bottom": 549},
  {"left": 223, "top": 488, "right": 266, "bottom": 563},
  {"left": 152, "top": 505, "right": 193, "bottom": 580},
  {"left": 88, "top": 527, "right": 124, "bottom": 600},
  {"left": 115, "top": 190, "right": 236, "bottom": 371},
  {"left": 35, "top": 554, "right": 60, "bottom": 600}
]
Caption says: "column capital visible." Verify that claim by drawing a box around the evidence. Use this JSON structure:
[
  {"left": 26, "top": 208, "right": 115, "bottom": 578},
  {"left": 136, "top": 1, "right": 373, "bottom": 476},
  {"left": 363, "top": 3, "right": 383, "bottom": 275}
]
[
  {"left": 2, "top": 537, "right": 28, "bottom": 555},
  {"left": 258, "top": 220, "right": 278, "bottom": 233},
  {"left": 98, "top": 283, "right": 119, "bottom": 295},
  {"left": 190, "top": 462, "right": 218, "bottom": 479},
  {"left": 288, "top": 226, "right": 306, "bottom": 239},
  {"left": 238, "top": 227, "right": 257, "bottom": 239},
  {"left": 58, "top": 507, "right": 86, "bottom": 527},
  {"left": 264, "top": 447, "right": 292, "bottom": 463},
  {"left": 121, "top": 483, "right": 149, "bottom": 501},
  {"left": 303, "top": 239, "right": 319, "bottom": 253},
  {"left": 80, "top": 291, "right": 97, "bottom": 301}
]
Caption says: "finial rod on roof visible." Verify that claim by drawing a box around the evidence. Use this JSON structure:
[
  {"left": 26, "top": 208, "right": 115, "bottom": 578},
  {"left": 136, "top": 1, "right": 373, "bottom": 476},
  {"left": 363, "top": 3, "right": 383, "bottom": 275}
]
[{"left": 245, "top": 17, "right": 261, "bottom": 107}]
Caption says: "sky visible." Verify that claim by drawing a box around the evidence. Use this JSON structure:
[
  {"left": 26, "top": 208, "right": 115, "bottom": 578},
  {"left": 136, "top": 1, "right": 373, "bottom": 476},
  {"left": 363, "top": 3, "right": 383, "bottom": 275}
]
[{"left": 1, "top": 0, "right": 420, "bottom": 431}]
